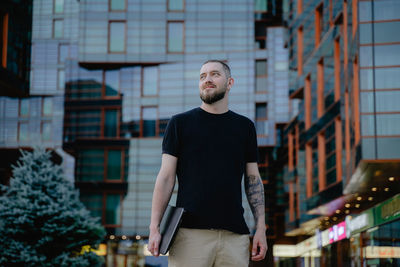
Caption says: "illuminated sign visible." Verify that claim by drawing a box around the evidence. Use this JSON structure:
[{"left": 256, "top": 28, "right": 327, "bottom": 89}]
[
  {"left": 328, "top": 221, "right": 346, "bottom": 243},
  {"left": 365, "top": 246, "right": 400, "bottom": 259}
]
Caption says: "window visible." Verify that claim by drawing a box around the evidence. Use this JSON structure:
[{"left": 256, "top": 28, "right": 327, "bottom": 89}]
[
  {"left": 141, "top": 106, "right": 158, "bottom": 137},
  {"left": 104, "top": 70, "right": 119, "bottom": 97},
  {"left": 142, "top": 67, "right": 158, "bottom": 96},
  {"left": 110, "top": 0, "right": 125, "bottom": 11},
  {"left": 42, "top": 98, "right": 53, "bottom": 116},
  {"left": 104, "top": 109, "right": 119, "bottom": 137},
  {"left": 168, "top": 0, "right": 184, "bottom": 11},
  {"left": 317, "top": 58, "right": 324, "bottom": 117},
  {"left": 58, "top": 44, "right": 69, "bottom": 63},
  {"left": 109, "top": 21, "right": 125, "bottom": 53},
  {"left": 315, "top": 4, "right": 323, "bottom": 47},
  {"left": 77, "top": 150, "right": 105, "bottom": 181},
  {"left": 107, "top": 150, "right": 122, "bottom": 180},
  {"left": 41, "top": 122, "right": 52, "bottom": 141},
  {"left": 18, "top": 122, "right": 29, "bottom": 142},
  {"left": 168, "top": 22, "right": 184, "bottom": 53},
  {"left": 255, "top": 0, "right": 267, "bottom": 12},
  {"left": 297, "top": 26, "right": 303, "bottom": 76},
  {"left": 19, "top": 98, "right": 29, "bottom": 116},
  {"left": 255, "top": 103, "right": 268, "bottom": 136},
  {"left": 58, "top": 69, "right": 65, "bottom": 90},
  {"left": 255, "top": 60, "right": 267, "bottom": 92},
  {"left": 53, "top": 19, "right": 63, "bottom": 39},
  {"left": 105, "top": 194, "right": 121, "bottom": 225},
  {"left": 54, "top": 0, "right": 64, "bottom": 13},
  {"left": 80, "top": 193, "right": 103, "bottom": 219},
  {"left": 1, "top": 13, "right": 8, "bottom": 68}
]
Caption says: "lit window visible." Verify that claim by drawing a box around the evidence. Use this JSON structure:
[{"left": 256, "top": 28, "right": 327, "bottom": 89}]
[
  {"left": 168, "top": 22, "right": 184, "bottom": 53},
  {"left": 19, "top": 122, "right": 29, "bottom": 141},
  {"left": 109, "top": 22, "right": 125, "bottom": 53},
  {"left": 106, "top": 194, "right": 121, "bottom": 225},
  {"left": 168, "top": 0, "right": 184, "bottom": 11},
  {"left": 58, "top": 69, "right": 65, "bottom": 90},
  {"left": 20, "top": 98, "right": 29, "bottom": 116},
  {"left": 105, "top": 70, "right": 119, "bottom": 96},
  {"left": 110, "top": 0, "right": 125, "bottom": 11},
  {"left": 42, "top": 122, "right": 52, "bottom": 141},
  {"left": 54, "top": 0, "right": 64, "bottom": 13},
  {"left": 142, "top": 67, "right": 158, "bottom": 96},
  {"left": 42, "top": 98, "right": 53, "bottom": 116},
  {"left": 53, "top": 19, "right": 63, "bottom": 39}
]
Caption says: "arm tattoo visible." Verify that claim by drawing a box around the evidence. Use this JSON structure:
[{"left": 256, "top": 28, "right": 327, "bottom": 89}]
[{"left": 244, "top": 175, "right": 265, "bottom": 221}]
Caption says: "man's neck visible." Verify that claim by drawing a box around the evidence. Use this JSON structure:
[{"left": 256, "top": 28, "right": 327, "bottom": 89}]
[{"left": 200, "top": 100, "right": 228, "bottom": 114}]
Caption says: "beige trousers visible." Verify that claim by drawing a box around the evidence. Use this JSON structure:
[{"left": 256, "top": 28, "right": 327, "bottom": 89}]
[{"left": 168, "top": 228, "right": 250, "bottom": 267}]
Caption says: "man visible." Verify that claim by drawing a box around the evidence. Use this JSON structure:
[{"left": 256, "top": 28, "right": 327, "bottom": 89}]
[{"left": 148, "top": 60, "right": 267, "bottom": 266}]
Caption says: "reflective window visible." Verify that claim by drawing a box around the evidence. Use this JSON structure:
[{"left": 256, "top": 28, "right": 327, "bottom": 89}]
[
  {"left": 361, "top": 115, "right": 375, "bottom": 136},
  {"left": 255, "top": 0, "right": 267, "bottom": 12},
  {"left": 109, "top": 22, "right": 125, "bottom": 53},
  {"left": 361, "top": 68, "right": 400, "bottom": 90},
  {"left": 376, "top": 114, "right": 400, "bottom": 136},
  {"left": 374, "top": 0, "right": 400, "bottom": 21},
  {"left": 256, "top": 60, "right": 267, "bottom": 92},
  {"left": 42, "top": 98, "right": 53, "bottom": 116},
  {"left": 59, "top": 44, "right": 68, "bottom": 63},
  {"left": 58, "top": 69, "right": 65, "bottom": 90},
  {"left": 80, "top": 193, "right": 103, "bottom": 219},
  {"left": 110, "top": 0, "right": 125, "bottom": 11},
  {"left": 105, "top": 70, "right": 119, "bottom": 96},
  {"left": 168, "top": 22, "right": 184, "bottom": 53},
  {"left": 77, "top": 150, "right": 104, "bottom": 181},
  {"left": 107, "top": 150, "right": 122, "bottom": 180},
  {"left": 106, "top": 194, "right": 121, "bottom": 225},
  {"left": 54, "top": 0, "right": 64, "bottom": 14},
  {"left": 104, "top": 110, "right": 118, "bottom": 137},
  {"left": 53, "top": 19, "right": 63, "bottom": 39},
  {"left": 20, "top": 98, "right": 29, "bottom": 116},
  {"left": 18, "top": 122, "right": 29, "bottom": 141},
  {"left": 377, "top": 137, "right": 400, "bottom": 159},
  {"left": 42, "top": 122, "right": 51, "bottom": 141},
  {"left": 142, "top": 107, "right": 157, "bottom": 137},
  {"left": 168, "top": 0, "right": 184, "bottom": 11},
  {"left": 256, "top": 102, "right": 267, "bottom": 119},
  {"left": 360, "top": 22, "right": 400, "bottom": 44},
  {"left": 142, "top": 67, "right": 158, "bottom": 96},
  {"left": 375, "top": 45, "right": 400, "bottom": 67}
]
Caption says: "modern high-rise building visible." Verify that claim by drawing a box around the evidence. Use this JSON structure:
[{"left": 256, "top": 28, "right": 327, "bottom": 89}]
[
  {"left": 274, "top": 0, "right": 400, "bottom": 266},
  {"left": 2, "top": 0, "right": 291, "bottom": 265}
]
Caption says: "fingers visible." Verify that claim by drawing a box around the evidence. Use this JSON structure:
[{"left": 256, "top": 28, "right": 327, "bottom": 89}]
[
  {"left": 147, "top": 237, "right": 160, "bottom": 257},
  {"left": 251, "top": 240, "right": 267, "bottom": 261}
]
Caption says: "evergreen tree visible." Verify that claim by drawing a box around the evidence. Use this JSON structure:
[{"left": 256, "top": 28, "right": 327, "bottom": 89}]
[{"left": 0, "top": 148, "right": 106, "bottom": 266}]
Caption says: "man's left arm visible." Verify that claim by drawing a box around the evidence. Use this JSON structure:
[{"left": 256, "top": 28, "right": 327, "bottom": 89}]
[{"left": 245, "top": 162, "right": 267, "bottom": 261}]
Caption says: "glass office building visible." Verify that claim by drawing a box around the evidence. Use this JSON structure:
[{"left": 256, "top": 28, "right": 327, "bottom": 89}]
[
  {"left": 24, "top": 0, "right": 290, "bottom": 265},
  {"left": 275, "top": 0, "right": 400, "bottom": 266}
]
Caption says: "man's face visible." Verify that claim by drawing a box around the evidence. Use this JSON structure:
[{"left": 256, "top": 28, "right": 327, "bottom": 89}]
[{"left": 199, "top": 62, "right": 232, "bottom": 104}]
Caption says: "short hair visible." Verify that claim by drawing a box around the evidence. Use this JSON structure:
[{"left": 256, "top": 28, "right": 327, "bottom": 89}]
[{"left": 202, "top": 59, "right": 231, "bottom": 78}]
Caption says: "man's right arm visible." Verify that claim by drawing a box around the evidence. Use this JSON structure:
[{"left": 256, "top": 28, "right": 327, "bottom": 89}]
[{"left": 148, "top": 153, "right": 178, "bottom": 257}]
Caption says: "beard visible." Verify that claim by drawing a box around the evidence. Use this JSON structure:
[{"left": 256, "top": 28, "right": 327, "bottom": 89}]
[{"left": 199, "top": 82, "right": 228, "bottom": 104}]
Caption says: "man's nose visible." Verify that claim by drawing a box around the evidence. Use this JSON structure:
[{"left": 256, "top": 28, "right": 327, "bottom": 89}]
[{"left": 204, "top": 74, "right": 212, "bottom": 82}]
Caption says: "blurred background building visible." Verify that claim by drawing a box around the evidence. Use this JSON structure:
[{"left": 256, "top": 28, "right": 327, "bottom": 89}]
[
  {"left": 1, "top": 0, "right": 399, "bottom": 266},
  {"left": 274, "top": 0, "right": 400, "bottom": 266},
  {"left": 0, "top": 0, "right": 289, "bottom": 266}
]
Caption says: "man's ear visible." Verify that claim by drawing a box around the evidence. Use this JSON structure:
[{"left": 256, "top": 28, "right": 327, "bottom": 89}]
[{"left": 228, "top": 77, "right": 234, "bottom": 90}]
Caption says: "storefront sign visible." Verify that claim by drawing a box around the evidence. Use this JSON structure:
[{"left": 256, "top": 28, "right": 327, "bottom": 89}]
[
  {"left": 328, "top": 221, "right": 346, "bottom": 244},
  {"left": 365, "top": 246, "right": 400, "bottom": 259},
  {"left": 346, "top": 210, "right": 374, "bottom": 237},
  {"left": 374, "top": 194, "right": 400, "bottom": 226},
  {"left": 273, "top": 245, "right": 297, "bottom": 257}
]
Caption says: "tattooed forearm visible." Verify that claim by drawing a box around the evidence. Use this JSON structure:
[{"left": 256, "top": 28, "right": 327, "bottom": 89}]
[{"left": 245, "top": 175, "right": 265, "bottom": 222}]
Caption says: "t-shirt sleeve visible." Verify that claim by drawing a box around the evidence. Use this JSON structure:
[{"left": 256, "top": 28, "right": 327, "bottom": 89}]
[
  {"left": 246, "top": 120, "right": 259, "bottom": 163},
  {"left": 162, "top": 116, "right": 179, "bottom": 157}
]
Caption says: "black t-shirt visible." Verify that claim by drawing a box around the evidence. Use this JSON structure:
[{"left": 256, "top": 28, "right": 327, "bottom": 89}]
[{"left": 162, "top": 107, "right": 258, "bottom": 234}]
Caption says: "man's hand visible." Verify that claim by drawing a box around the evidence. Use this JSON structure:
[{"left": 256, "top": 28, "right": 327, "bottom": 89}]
[
  {"left": 148, "top": 226, "right": 162, "bottom": 257},
  {"left": 251, "top": 228, "right": 267, "bottom": 261}
]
